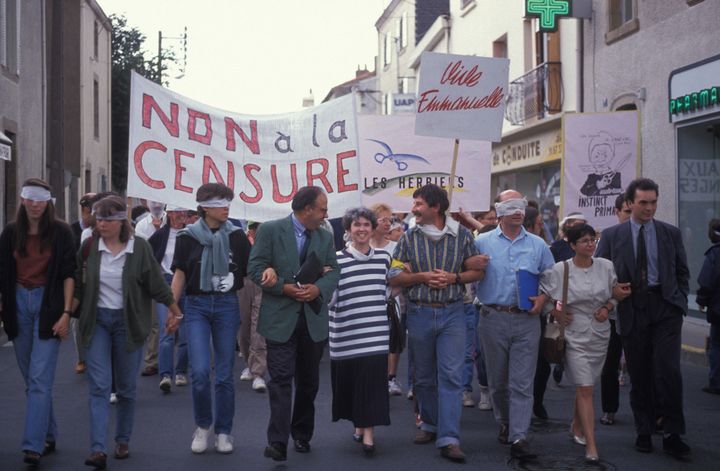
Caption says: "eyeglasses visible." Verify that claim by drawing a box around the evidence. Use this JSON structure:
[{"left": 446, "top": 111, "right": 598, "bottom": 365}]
[{"left": 576, "top": 238, "right": 599, "bottom": 246}]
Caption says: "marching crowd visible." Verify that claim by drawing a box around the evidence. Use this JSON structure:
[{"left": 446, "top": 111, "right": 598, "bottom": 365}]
[{"left": 2, "top": 176, "right": 718, "bottom": 468}]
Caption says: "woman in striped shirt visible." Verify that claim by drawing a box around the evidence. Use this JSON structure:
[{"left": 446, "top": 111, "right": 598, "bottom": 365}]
[{"left": 329, "top": 207, "right": 391, "bottom": 454}]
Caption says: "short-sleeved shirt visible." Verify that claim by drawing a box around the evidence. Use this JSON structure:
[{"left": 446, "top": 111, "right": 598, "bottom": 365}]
[
  {"left": 392, "top": 224, "right": 480, "bottom": 304},
  {"left": 171, "top": 230, "right": 251, "bottom": 295},
  {"left": 474, "top": 225, "right": 555, "bottom": 306}
]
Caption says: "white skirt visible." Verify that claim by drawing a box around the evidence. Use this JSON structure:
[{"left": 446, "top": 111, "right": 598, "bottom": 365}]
[{"left": 564, "top": 324, "right": 610, "bottom": 386}]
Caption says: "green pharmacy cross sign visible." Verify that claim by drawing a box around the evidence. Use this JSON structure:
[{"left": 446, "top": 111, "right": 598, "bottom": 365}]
[{"left": 526, "top": 0, "right": 572, "bottom": 32}]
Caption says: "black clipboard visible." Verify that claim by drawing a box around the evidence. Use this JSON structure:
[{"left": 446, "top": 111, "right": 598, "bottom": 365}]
[{"left": 294, "top": 252, "right": 325, "bottom": 314}]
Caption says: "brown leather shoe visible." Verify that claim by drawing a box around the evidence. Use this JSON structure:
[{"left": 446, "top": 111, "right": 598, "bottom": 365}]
[
  {"left": 141, "top": 366, "right": 158, "bottom": 376},
  {"left": 413, "top": 430, "right": 436, "bottom": 445},
  {"left": 84, "top": 451, "right": 107, "bottom": 469},
  {"left": 498, "top": 424, "right": 509, "bottom": 444},
  {"left": 75, "top": 362, "right": 86, "bottom": 374},
  {"left": 440, "top": 444, "right": 466, "bottom": 463},
  {"left": 114, "top": 443, "right": 129, "bottom": 459}
]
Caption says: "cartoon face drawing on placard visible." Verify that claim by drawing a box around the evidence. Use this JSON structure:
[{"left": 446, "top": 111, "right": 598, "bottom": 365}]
[{"left": 580, "top": 131, "right": 626, "bottom": 197}]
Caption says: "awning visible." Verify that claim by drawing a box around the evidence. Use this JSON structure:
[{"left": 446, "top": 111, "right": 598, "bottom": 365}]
[{"left": 0, "top": 130, "right": 12, "bottom": 161}]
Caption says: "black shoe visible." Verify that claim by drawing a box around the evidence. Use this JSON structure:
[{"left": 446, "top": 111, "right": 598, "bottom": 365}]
[
  {"left": 293, "top": 439, "right": 311, "bottom": 453},
  {"left": 42, "top": 441, "right": 56, "bottom": 456},
  {"left": 497, "top": 424, "right": 509, "bottom": 445},
  {"left": 663, "top": 434, "right": 691, "bottom": 458},
  {"left": 533, "top": 402, "right": 549, "bottom": 420},
  {"left": 552, "top": 363, "right": 564, "bottom": 384},
  {"left": 141, "top": 366, "right": 158, "bottom": 376},
  {"left": 23, "top": 451, "right": 41, "bottom": 466},
  {"left": 84, "top": 452, "right": 107, "bottom": 469},
  {"left": 362, "top": 443, "right": 375, "bottom": 454},
  {"left": 264, "top": 442, "right": 287, "bottom": 461},
  {"left": 510, "top": 439, "right": 537, "bottom": 460},
  {"left": 635, "top": 434, "right": 653, "bottom": 453},
  {"left": 440, "top": 444, "right": 466, "bottom": 463}
]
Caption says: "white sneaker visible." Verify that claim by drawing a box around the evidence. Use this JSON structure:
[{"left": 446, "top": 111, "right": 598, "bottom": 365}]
[
  {"left": 109, "top": 393, "right": 117, "bottom": 404},
  {"left": 388, "top": 377, "right": 402, "bottom": 396},
  {"left": 191, "top": 427, "right": 210, "bottom": 454},
  {"left": 240, "top": 367, "right": 252, "bottom": 381},
  {"left": 478, "top": 386, "right": 492, "bottom": 411},
  {"left": 407, "top": 390, "right": 414, "bottom": 400},
  {"left": 462, "top": 390, "right": 475, "bottom": 407},
  {"left": 159, "top": 375, "right": 172, "bottom": 392},
  {"left": 252, "top": 376, "right": 267, "bottom": 392},
  {"left": 215, "top": 433, "right": 234, "bottom": 454},
  {"left": 175, "top": 374, "right": 188, "bottom": 386}
]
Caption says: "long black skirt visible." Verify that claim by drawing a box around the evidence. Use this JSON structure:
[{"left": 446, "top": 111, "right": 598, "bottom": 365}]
[{"left": 331, "top": 353, "right": 391, "bottom": 428}]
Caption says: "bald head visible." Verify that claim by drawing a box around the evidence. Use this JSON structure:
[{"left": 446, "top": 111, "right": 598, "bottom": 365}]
[{"left": 498, "top": 189, "right": 523, "bottom": 202}]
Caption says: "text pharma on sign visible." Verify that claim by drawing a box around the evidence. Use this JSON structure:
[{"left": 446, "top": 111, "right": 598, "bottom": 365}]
[{"left": 132, "top": 94, "right": 359, "bottom": 204}]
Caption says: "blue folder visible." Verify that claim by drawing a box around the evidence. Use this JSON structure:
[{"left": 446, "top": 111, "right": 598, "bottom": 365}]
[{"left": 516, "top": 269, "right": 540, "bottom": 311}]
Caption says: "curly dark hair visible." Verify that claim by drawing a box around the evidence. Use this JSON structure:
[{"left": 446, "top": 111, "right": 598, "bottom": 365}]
[
  {"left": 341, "top": 207, "right": 378, "bottom": 231},
  {"left": 566, "top": 223, "right": 597, "bottom": 246},
  {"left": 412, "top": 184, "right": 449, "bottom": 215}
]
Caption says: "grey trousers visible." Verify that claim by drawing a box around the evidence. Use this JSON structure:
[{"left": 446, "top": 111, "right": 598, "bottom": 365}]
[
  {"left": 478, "top": 305, "right": 540, "bottom": 443},
  {"left": 237, "top": 278, "right": 267, "bottom": 377}
]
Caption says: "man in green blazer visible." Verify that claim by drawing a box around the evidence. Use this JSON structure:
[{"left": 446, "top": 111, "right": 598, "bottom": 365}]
[{"left": 247, "top": 186, "right": 339, "bottom": 461}]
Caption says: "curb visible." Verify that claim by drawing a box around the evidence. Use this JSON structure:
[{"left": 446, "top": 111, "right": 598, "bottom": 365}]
[{"left": 682, "top": 344, "right": 707, "bottom": 367}]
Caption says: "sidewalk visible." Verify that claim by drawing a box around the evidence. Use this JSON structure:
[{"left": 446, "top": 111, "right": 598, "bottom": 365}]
[{"left": 683, "top": 314, "right": 711, "bottom": 366}]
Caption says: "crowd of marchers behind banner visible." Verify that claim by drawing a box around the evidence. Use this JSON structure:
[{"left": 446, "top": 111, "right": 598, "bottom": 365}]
[{"left": 2, "top": 176, "right": 719, "bottom": 469}]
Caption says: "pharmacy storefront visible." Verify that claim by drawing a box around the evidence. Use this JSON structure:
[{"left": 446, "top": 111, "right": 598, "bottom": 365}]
[
  {"left": 491, "top": 117, "right": 563, "bottom": 239},
  {"left": 670, "top": 54, "right": 720, "bottom": 299}
]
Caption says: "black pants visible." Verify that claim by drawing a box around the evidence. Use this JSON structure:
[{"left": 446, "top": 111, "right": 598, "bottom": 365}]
[
  {"left": 533, "top": 314, "right": 551, "bottom": 405},
  {"left": 600, "top": 319, "right": 623, "bottom": 413},
  {"left": 622, "top": 293, "right": 685, "bottom": 435},
  {"left": 265, "top": 312, "right": 326, "bottom": 446}
]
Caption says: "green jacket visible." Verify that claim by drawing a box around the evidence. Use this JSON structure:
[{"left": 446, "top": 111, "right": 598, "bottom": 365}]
[
  {"left": 73, "top": 236, "right": 175, "bottom": 352},
  {"left": 247, "top": 215, "right": 339, "bottom": 343}
]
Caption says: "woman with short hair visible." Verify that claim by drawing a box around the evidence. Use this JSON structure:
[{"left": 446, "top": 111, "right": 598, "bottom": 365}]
[
  {"left": 0, "top": 178, "right": 76, "bottom": 466},
  {"left": 74, "top": 195, "right": 182, "bottom": 469}
]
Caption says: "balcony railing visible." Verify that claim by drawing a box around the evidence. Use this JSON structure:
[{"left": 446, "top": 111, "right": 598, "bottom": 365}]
[{"left": 504, "top": 61, "right": 563, "bottom": 126}]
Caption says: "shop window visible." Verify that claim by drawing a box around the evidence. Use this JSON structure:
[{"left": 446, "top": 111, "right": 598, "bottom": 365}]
[
  {"left": 677, "top": 119, "right": 720, "bottom": 314},
  {"left": 606, "top": 0, "right": 639, "bottom": 44}
]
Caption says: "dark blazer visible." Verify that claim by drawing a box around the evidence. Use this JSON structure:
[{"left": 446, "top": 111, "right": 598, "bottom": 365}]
[
  {"left": 697, "top": 243, "right": 720, "bottom": 324},
  {"left": 247, "top": 215, "right": 339, "bottom": 343},
  {"left": 148, "top": 224, "right": 171, "bottom": 264},
  {"left": 71, "top": 221, "right": 83, "bottom": 250},
  {"left": 596, "top": 219, "right": 689, "bottom": 335}
]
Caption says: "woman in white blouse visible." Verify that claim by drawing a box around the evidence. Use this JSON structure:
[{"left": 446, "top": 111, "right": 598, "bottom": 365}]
[{"left": 539, "top": 223, "right": 629, "bottom": 463}]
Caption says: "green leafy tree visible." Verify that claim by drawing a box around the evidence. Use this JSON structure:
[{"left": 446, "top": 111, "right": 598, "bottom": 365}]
[{"left": 110, "top": 14, "right": 177, "bottom": 191}]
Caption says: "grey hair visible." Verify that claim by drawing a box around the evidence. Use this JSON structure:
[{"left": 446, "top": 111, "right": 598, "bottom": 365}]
[{"left": 341, "top": 207, "right": 378, "bottom": 231}]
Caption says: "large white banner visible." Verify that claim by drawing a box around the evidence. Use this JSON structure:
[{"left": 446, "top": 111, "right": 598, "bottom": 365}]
[
  {"left": 414, "top": 52, "right": 509, "bottom": 142},
  {"left": 127, "top": 72, "right": 361, "bottom": 221},
  {"left": 358, "top": 115, "right": 491, "bottom": 212},
  {"left": 562, "top": 111, "right": 640, "bottom": 230}
]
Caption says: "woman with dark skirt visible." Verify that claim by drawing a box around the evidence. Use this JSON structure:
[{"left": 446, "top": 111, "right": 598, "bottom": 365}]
[
  {"left": 0, "top": 178, "right": 76, "bottom": 466},
  {"left": 329, "top": 207, "right": 391, "bottom": 454}
]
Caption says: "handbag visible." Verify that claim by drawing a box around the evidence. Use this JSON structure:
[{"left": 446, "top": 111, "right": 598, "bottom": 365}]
[{"left": 542, "top": 261, "right": 569, "bottom": 364}]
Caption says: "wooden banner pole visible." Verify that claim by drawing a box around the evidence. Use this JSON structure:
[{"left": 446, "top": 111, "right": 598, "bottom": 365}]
[{"left": 447, "top": 138, "right": 460, "bottom": 206}]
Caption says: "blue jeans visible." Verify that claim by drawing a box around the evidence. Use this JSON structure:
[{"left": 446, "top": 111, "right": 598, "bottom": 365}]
[
  {"left": 406, "top": 301, "right": 465, "bottom": 448},
  {"left": 13, "top": 286, "right": 60, "bottom": 454},
  {"left": 462, "top": 303, "right": 488, "bottom": 390},
  {"left": 185, "top": 293, "right": 240, "bottom": 434},
  {"left": 156, "top": 275, "right": 188, "bottom": 377},
  {"left": 478, "top": 306, "right": 540, "bottom": 443},
  {"left": 86, "top": 308, "right": 144, "bottom": 453},
  {"left": 709, "top": 323, "right": 720, "bottom": 389}
]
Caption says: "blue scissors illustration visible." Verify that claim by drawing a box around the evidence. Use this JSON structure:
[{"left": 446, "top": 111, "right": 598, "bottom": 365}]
[{"left": 368, "top": 139, "right": 430, "bottom": 172}]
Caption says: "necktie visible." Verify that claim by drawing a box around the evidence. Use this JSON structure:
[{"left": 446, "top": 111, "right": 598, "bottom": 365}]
[
  {"left": 635, "top": 224, "right": 648, "bottom": 308},
  {"left": 299, "top": 229, "right": 311, "bottom": 264}
]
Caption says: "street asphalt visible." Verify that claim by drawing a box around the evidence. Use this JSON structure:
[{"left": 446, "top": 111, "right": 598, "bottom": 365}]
[{"left": 1, "top": 335, "right": 719, "bottom": 471}]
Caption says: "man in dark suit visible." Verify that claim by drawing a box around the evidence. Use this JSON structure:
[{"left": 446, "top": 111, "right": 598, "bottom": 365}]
[
  {"left": 247, "top": 186, "right": 340, "bottom": 462},
  {"left": 596, "top": 178, "right": 691, "bottom": 457}
]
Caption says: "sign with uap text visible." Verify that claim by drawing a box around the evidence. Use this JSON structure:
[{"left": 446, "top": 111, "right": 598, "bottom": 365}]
[
  {"left": 358, "top": 114, "right": 491, "bottom": 213},
  {"left": 414, "top": 52, "right": 509, "bottom": 142},
  {"left": 391, "top": 93, "right": 416, "bottom": 114},
  {"left": 127, "top": 72, "right": 361, "bottom": 221},
  {"left": 562, "top": 111, "right": 639, "bottom": 231}
]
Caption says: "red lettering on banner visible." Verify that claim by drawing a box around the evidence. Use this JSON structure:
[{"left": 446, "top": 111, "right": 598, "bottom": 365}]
[
  {"left": 440, "top": 60, "right": 482, "bottom": 87},
  {"left": 416, "top": 87, "right": 504, "bottom": 113},
  {"left": 173, "top": 150, "right": 195, "bottom": 193},
  {"left": 187, "top": 109, "right": 213, "bottom": 145},
  {"left": 142, "top": 94, "right": 179, "bottom": 137},
  {"left": 336, "top": 150, "right": 358, "bottom": 193},
  {"left": 306, "top": 158, "right": 332, "bottom": 193},
  {"left": 202, "top": 155, "right": 235, "bottom": 191},
  {"left": 225, "top": 118, "right": 260, "bottom": 154},
  {"left": 271, "top": 163, "right": 298, "bottom": 203},
  {"left": 240, "top": 164, "right": 263, "bottom": 203},
  {"left": 133, "top": 140, "right": 167, "bottom": 189}
]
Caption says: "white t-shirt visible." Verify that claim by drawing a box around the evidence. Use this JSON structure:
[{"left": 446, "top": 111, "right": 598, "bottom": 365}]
[
  {"left": 97, "top": 238, "right": 135, "bottom": 309},
  {"left": 160, "top": 228, "right": 179, "bottom": 275},
  {"left": 134, "top": 213, "right": 166, "bottom": 240}
]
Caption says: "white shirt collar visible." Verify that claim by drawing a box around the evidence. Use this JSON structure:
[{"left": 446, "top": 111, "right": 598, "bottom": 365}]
[{"left": 98, "top": 237, "right": 135, "bottom": 256}]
